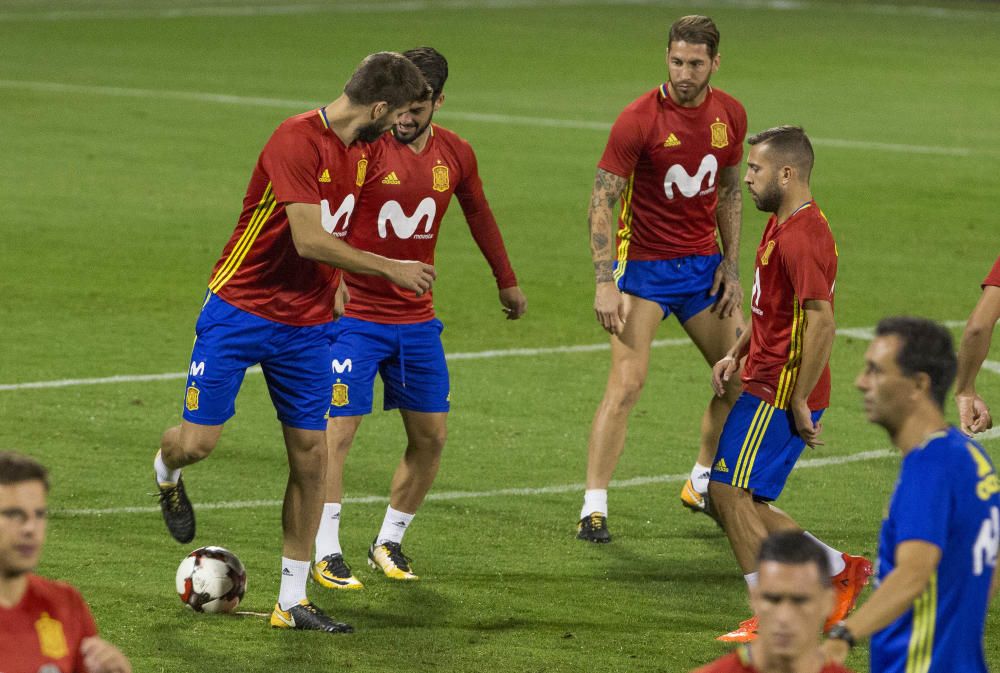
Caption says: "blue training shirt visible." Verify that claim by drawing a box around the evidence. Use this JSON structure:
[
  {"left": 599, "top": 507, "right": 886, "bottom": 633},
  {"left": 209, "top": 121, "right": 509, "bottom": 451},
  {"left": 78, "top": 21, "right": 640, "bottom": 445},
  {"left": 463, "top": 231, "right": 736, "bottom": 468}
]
[{"left": 871, "top": 427, "right": 999, "bottom": 673}]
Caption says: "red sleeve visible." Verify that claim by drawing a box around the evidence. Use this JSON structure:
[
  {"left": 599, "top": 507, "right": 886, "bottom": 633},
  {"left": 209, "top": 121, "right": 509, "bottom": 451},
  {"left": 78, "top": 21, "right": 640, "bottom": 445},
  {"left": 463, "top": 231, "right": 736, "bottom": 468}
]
[
  {"left": 70, "top": 586, "right": 98, "bottom": 673},
  {"left": 597, "top": 103, "right": 649, "bottom": 179},
  {"left": 782, "top": 218, "right": 837, "bottom": 303},
  {"left": 983, "top": 254, "right": 1000, "bottom": 288},
  {"left": 261, "top": 120, "right": 322, "bottom": 205},
  {"left": 725, "top": 98, "right": 748, "bottom": 167},
  {"left": 454, "top": 144, "right": 518, "bottom": 289}
]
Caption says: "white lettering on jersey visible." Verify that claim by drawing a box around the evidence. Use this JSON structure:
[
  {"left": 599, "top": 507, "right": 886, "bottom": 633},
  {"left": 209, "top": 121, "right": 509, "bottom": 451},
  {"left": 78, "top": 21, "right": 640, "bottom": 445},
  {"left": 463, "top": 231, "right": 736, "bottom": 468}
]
[
  {"left": 331, "top": 359, "right": 353, "bottom": 374},
  {"left": 663, "top": 154, "right": 718, "bottom": 199},
  {"left": 378, "top": 197, "right": 437, "bottom": 239},
  {"left": 973, "top": 506, "right": 999, "bottom": 576},
  {"left": 751, "top": 266, "right": 763, "bottom": 316},
  {"left": 321, "top": 195, "right": 356, "bottom": 236},
  {"left": 189, "top": 361, "right": 205, "bottom": 377}
]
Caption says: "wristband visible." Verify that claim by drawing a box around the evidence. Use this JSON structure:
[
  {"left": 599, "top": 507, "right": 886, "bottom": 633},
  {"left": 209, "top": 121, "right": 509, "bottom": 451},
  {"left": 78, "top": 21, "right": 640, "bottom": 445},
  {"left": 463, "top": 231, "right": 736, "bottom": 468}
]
[{"left": 826, "top": 622, "right": 855, "bottom": 649}]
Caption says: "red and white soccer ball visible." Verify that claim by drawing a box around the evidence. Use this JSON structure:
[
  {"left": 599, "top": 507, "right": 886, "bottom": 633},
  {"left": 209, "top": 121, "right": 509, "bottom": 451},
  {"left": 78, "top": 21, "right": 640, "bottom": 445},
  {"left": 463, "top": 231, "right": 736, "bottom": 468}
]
[{"left": 175, "top": 546, "right": 247, "bottom": 614}]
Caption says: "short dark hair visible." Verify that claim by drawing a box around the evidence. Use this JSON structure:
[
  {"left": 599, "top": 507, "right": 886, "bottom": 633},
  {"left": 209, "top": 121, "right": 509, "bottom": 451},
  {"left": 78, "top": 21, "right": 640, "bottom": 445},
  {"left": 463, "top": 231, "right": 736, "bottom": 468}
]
[
  {"left": 343, "top": 51, "right": 431, "bottom": 109},
  {"left": 0, "top": 452, "right": 49, "bottom": 491},
  {"left": 668, "top": 15, "right": 721, "bottom": 58},
  {"left": 758, "top": 531, "right": 831, "bottom": 582},
  {"left": 404, "top": 47, "right": 449, "bottom": 101},
  {"left": 875, "top": 316, "right": 957, "bottom": 408},
  {"left": 748, "top": 125, "right": 815, "bottom": 180}
]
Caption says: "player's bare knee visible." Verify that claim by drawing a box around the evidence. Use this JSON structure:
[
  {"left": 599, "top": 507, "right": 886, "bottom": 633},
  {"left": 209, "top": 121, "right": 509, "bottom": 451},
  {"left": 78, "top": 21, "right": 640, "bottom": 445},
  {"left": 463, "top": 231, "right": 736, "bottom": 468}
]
[
  {"left": 605, "top": 376, "right": 646, "bottom": 411},
  {"left": 178, "top": 434, "right": 217, "bottom": 463}
]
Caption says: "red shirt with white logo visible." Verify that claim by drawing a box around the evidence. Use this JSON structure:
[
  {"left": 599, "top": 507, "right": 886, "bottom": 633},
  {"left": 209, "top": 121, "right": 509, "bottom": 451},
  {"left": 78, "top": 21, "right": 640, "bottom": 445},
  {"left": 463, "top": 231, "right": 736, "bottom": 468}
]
[
  {"left": 342, "top": 124, "right": 517, "bottom": 323},
  {"left": 743, "top": 202, "right": 838, "bottom": 411},
  {"left": 692, "top": 648, "right": 854, "bottom": 673},
  {"left": 208, "top": 109, "right": 370, "bottom": 326},
  {"left": 0, "top": 574, "right": 99, "bottom": 673},
  {"left": 598, "top": 85, "right": 747, "bottom": 260},
  {"left": 983, "top": 254, "right": 1000, "bottom": 288}
]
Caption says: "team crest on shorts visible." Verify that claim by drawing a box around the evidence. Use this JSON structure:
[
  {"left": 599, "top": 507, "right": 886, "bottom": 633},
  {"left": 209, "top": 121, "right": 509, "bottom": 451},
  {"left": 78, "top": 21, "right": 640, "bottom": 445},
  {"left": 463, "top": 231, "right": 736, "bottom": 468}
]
[
  {"left": 332, "top": 382, "right": 349, "bottom": 407},
  {"left": 35, "top": 612, "right": 68, "bottom": 659},
  {"left": 760, "top": 240, "right": 776, "bottom": 266},
  {"left": 356, "top": 158, "right": 368, "bottom": 187},
  {"left": 185, "top": 385, "right": 200, "bottom": 412},
  {"left": 432, "top": 164, "right": 449, "bottom": 192},
  {"left": 710, "top": 120, "right": 729, "bottom": 149}
]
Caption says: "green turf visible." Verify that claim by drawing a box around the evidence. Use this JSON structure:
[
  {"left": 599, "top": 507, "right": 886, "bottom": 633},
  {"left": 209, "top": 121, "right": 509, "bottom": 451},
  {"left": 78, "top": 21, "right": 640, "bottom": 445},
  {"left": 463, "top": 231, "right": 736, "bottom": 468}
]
[{"left": 2, "top": 1, "right": 999, "bottom": 671}]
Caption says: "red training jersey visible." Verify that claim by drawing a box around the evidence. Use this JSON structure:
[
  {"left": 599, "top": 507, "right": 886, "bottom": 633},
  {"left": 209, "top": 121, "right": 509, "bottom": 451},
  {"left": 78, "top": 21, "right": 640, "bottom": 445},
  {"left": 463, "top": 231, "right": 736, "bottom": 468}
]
[
  {"left": 0, "top": 574, "right": 99, "bottom": 673},
  {"left": 598, "top": 85, "right": 747, "bottom": 261},
  {"left": 743, "top": 201, "right": 838, "bottom": 411},
  {"left": 692, "top": 648, "right": 854, "bottom": 673},
  {"left": 341, "top": 125, "right": 517, "bottom": 323},
  {"left": 983, "top": 254, "right": 1000, "bottom": 288},
  {"left": 208, "top": 109, "right": 370, "bottom": 326}
]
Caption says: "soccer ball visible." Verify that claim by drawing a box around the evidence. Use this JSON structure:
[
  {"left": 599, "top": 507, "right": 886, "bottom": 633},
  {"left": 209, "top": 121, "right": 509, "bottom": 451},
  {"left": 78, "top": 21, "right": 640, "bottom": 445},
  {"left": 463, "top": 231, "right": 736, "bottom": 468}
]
[{"left": 175, "top": 546, "right": 247, "bottom": 614}]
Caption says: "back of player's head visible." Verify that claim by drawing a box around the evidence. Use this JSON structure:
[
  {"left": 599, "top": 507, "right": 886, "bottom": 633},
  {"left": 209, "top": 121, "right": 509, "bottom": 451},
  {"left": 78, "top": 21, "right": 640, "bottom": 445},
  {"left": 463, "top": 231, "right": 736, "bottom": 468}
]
[
  {"left": 0, "top": 451, "right": 49, "bottom": 491},
  {"left": 668, "top": 15, "right": 721, "bottom": 58},
  {"left": 748, "top": 125, "right": 815, "bottom": 181},
  {"left": 875, "top": 316, "right": 957, "bottom": 409},
  {"left": 404, "top": 47, "right": 449, "bottom": 102},
  {"left": 344, "top": 51, "right": 432, "bottom": 109},
  {"left": 758, "top": 531, "right": 831, "bottom": 583}
]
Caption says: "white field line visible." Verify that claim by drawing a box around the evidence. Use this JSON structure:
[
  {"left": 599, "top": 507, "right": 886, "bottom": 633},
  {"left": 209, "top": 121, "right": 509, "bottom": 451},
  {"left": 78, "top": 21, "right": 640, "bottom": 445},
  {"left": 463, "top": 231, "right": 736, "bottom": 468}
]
[
  {"left": 58, "top": 447, "right": 901, "bottom": 517},
  {"left": 0, "top": 79, "right": 989, "bottom": 158},
  {"left": 1, "top": 0, "right": 997, "bottom": 23}
]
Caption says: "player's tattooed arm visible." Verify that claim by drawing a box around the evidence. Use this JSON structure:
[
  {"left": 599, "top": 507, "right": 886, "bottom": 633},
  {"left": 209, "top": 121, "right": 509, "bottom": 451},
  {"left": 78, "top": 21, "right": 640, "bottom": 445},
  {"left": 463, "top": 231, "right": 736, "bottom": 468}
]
[
  {"left": 589, "top": 168, "right": 627, "bottom": 283},
  {"left": 710, "top": 165, "right": 744, "bottom": 317}
]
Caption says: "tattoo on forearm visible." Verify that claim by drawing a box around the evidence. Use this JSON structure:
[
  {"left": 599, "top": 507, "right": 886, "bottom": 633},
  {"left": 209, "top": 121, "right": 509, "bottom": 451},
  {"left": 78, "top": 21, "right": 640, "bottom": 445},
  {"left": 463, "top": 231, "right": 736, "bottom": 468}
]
[
  {"left": 594, "top": 260, "right": 615, "bottom": 283},
  {"left": 716, "top": 165, "right": 742, "bottom": 259},
  {"left": 589, "top": 169, "right": 627, "bottom": 264}
]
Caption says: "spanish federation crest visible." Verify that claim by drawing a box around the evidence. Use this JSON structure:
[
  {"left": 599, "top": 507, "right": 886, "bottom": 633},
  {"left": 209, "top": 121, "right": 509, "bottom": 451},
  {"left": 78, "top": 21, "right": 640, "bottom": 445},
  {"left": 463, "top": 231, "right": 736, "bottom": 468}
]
[
  {"left": 760, "top": 240, "right": 776, "bottom": 266},
  {"left": 432, "top": 164, "right": 450, "bottom": 193},
  {"left": 710, "top": 120, "right": 729, "bottom": 149},
  {"left": 332, "top": 382, "right": 349, "bottom": 407},
  {"left": 36, "top": 612, "right": 69, "bottom": 659},
  {"left": 355, "top": 158, "right": 368, "bottom": 187},
  {"left": 185, "top": 385, "right": 200, "bottom": 412}
]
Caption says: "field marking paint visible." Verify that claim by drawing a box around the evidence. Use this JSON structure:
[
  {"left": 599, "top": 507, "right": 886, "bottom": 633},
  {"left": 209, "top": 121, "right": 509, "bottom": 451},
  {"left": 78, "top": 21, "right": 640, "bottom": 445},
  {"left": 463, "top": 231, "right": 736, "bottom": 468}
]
[
  {"left": 0, "top": 79, "right": 988, "bottom": 158},
  {"left": 1, "top": 0, "right": 997, "bottom": 23},
  {"left": 56, "top": 447, "right": 900, "bottom": 517}
]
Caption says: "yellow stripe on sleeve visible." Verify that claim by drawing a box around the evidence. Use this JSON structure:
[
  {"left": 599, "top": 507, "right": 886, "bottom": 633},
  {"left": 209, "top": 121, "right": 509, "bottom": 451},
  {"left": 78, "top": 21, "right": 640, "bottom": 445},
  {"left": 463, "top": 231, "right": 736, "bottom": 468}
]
[
  {"left": 208, "top": 183, "right": 275, "bottom": 293},
  {"left": 612, "top": 174, "right": 635, "bottom": 282}
]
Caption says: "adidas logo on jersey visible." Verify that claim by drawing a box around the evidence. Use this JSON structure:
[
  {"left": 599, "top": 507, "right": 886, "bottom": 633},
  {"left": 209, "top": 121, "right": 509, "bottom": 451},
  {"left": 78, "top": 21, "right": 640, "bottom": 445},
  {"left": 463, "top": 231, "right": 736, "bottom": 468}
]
[
  {"left": 381, "top": 171, "right": 401, "bottom": 185},
  {"left": 663, "top": 133, "right": 681, "bottom": 147},
  {"left": 319, "top": 169, "right": 331, "bottom": 183},
  {"left": 713, "top": 458, "right": 729, "bottom": 474}
]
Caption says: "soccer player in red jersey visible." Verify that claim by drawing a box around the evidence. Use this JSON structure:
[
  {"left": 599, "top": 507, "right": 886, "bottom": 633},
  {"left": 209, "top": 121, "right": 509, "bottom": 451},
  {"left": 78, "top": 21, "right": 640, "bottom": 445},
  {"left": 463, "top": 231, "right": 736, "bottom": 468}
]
[
  {"left": 152, "top": 53, "right": 435, "bottom": 633},
  {"left": 580, "top": 15, "right": 747, "bottom": 542},
  {"left": 954, "top": 253, "right": 1000, "bottom": 435},
  {"left": 1, "top": 452, "right": 131, "bottom": 673},
  {"left": 708, "top": 127, "right": 870, "bottom": 642},
  {"left": 311, "top": 47, "right": 526, "bottom": 587},
  {"left": 691, "top": 532, "right": 855, "bottom": 673}
]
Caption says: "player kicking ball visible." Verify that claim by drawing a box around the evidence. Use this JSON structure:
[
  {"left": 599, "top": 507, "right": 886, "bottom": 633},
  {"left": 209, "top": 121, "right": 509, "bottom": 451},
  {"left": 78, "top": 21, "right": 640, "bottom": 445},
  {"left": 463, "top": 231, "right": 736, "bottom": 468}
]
[{"left": 311, "top": 47, "right": 527, "bottom": 590}]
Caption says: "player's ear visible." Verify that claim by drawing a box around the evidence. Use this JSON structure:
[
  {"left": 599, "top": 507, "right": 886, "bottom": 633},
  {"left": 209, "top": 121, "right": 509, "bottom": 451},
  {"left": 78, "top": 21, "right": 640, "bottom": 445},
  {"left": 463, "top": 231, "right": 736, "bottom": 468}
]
[
  {"left": 711, "top": 52, "right": 720, "bottom": 74},
  {"left": 434, "top": 92, "right": 445, "bottom": 111},
  {"left": 370, "top": 101, "right": 389, "bottom": 121}
]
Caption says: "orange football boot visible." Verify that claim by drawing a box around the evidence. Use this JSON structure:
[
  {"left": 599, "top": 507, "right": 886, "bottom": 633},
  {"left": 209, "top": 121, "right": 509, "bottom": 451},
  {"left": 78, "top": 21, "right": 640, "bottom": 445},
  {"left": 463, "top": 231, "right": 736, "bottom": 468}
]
[
  {"left": 825, "top": 553, "right": 874, "bottom": 631},
  {"left": 717, "top": 615, "right": 758, "bottom": 643}
]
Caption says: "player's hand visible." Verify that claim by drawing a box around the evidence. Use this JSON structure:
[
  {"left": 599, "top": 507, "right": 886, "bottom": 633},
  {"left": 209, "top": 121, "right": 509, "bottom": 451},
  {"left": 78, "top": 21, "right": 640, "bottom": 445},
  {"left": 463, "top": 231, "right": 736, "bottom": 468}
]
[
  {"left": 499, "top": 286, "right": 527, "bottom": 320},
  {"left": 333, "top": 278, "right": 350, "bottom": 319},
  {"left": 594, "top": 282, "right": 626, "bottom": 335},
  {"left": 791, "top": 399, "right": 824, "bottom": 447},
  {"left": 821, "top": 638, "right": 850, "bottom": 664},
  {"left": 711, "top": 355, "right": 739, "bottom": 397},
  {"left": 710, "top": 258, "right": 742, "bottom": 318},
  {"left": 386, "top": 260, "right": 436, "bottom": 296},
  {"left": 80, "top": 637, "right": 132, "bottom": 673},
  {"left": 957, "top": 392, "right": 993, "bottom": 436}
]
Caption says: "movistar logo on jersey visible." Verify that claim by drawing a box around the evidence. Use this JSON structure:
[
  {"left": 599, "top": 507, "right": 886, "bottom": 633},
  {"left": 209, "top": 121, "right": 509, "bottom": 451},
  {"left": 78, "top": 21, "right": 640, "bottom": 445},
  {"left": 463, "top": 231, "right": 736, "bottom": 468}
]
[
  {"left": 320, "top": 195, "right": 356, "bottom": 237},
  {"left": 378, "top": 197, "right": 437, "bottom": 240},
  {"left": 663, "top": 154, "right": 718, "bottom": 199},
  {"left": 381, "top": 171, "right": 401, "bottom": 185}
]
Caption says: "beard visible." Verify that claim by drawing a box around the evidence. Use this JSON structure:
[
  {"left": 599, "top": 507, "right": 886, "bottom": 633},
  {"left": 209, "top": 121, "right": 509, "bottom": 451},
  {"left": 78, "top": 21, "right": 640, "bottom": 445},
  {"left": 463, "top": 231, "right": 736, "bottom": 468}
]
[
  {"left": 395, "top": 116, "right": 433, "bottom": 145},
  {"left": 356, "top": 120, "right": 389, "bottom": 143},
  {"left": 750, "top": 181, "right": 783, "bottom": 213}
]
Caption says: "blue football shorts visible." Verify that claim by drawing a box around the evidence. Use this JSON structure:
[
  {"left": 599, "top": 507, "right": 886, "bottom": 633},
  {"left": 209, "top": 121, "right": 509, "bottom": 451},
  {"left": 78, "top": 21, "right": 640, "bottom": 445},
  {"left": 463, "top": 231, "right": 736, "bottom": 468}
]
[
  {"left": 181, "top": 292, "right": 334, "bottom": 431},
  {"left": 614, "top": 253, "right": 722, "bottom": 323},
  {"left": 328, "top": 317, "right": 450, "bottom": 416},
  {"left": 709, "top": 392, "right": 825, "bottom": 501}
]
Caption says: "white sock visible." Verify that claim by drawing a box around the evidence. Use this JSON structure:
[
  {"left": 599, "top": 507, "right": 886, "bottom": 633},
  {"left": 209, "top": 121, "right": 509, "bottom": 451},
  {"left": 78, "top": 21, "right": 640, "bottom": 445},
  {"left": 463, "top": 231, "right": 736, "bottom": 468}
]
[
  {"left": 690, "top": 462, "right": 712, "bottom": 494},
  {"left": 744, "top": 572, "right": 759, "bottom": 588},
  {"left": 581, "top": 489, "right": 608, "bottom": 519},
  {"left": 314, "top": 503, "right": 343, "bottom": 562},
  {"left": 278, "top": 557, "right": 309, "bottom": 611},
  {"left": 804, "top": 531, "right": 847, "bottom": 575},
  {"left": 376, "top": 506, "right": 414, "bottom": 546},
  {"left": 154, "top": 450, "right": 181, "bottom": 484}
]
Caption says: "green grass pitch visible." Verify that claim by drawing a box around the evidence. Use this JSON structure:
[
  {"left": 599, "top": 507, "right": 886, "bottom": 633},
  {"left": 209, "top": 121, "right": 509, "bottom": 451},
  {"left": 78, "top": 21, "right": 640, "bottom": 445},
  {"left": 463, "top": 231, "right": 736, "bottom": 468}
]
[{"left": 1, "top": 1, "right": 999, "bottom": 671}]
